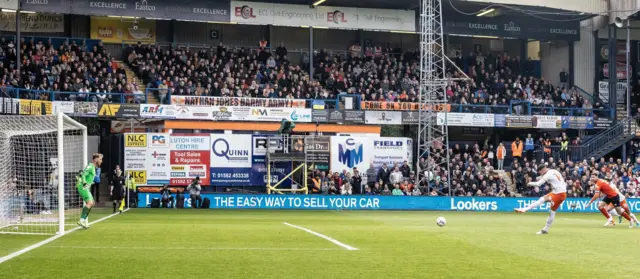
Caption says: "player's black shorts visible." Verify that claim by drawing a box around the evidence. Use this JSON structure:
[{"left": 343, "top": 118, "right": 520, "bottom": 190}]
[{"left": 602, "top": 195, "right": 621, "bottom": 207}]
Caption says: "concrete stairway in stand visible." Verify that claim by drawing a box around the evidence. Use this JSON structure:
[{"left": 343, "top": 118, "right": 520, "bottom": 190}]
[
  {"left": 497, "top": 170, "right": 522, "bottom": 197},
  {"left": 118, "top": 61, "right": 159, "bottom": 104}
]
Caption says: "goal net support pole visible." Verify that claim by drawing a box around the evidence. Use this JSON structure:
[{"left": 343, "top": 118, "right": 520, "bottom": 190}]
[{"left": 56, "top": 113, "right": 87, "bottom": 235}]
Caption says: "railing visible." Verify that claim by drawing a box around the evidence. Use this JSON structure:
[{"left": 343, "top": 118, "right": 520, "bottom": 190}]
[
  {"left": 0, "top": 87, "right": 147, "bottom": 104},
  {"left": 2, "top": 35, "right": 101, "bottom": 52},
  {"left": 0, "top": 86, "right": 615, "bottom": 117}
]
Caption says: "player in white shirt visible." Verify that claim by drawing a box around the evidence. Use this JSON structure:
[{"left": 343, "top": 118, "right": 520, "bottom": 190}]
[{"left": 514, "top": 165, "right": 568, "bottom": 235}]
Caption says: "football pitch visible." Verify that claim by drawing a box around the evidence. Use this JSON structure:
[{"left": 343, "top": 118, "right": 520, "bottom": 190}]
[{"left": 1, "top": 209, "right": 639, "bottom": 279}]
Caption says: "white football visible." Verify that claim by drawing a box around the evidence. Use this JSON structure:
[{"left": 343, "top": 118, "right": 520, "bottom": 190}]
[{"left": 436, "top": 217, "right": 446, "bottom": 227}]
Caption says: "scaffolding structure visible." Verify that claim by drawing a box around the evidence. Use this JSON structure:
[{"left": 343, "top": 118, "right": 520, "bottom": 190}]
[
  {"left": 416, "top": 0, "right": 453, "bottom": 195},
  {"left": 265, "top": 135, "right": 308, "bottom": 194}
]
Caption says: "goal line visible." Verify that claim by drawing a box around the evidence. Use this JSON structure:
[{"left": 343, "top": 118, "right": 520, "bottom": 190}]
[{"left": 0, "top": 209, "right": 129, "bottom": 264}]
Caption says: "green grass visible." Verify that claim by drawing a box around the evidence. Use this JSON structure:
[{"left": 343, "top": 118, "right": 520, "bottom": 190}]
[{"left": 1, "top": 209, "right": 639, "bottom": 278}]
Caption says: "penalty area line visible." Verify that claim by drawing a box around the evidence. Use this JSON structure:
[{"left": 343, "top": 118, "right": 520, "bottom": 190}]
[
  {"left": 0, "top": 208, "right": 130, "bottom": 265},
  {"left": 283, "top": 222, "right": 358, "bottom": 251},
  {"left": 44, "top": 246, "right": 343, "bottom": 251}
]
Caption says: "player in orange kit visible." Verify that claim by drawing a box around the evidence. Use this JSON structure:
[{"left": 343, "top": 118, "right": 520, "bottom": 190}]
[
  {"left": 587, "top": 173, "right": 637, "bottom": 227},
  {"left": 604, "top": 185, "right": 640, "bottom": 228}
]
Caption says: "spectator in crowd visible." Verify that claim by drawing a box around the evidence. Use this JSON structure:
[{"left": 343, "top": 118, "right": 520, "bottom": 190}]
[
  {"left": 390, "top": 167, "right": 403, "bottom": 185},
  {"left": 559, "top": 68, "right": 568, "bottom": 89},
  {"left": 377, "top": 163, "right": 391, "bottom": 185},
  {"left": 512, "top": 137, "right": 523, "bottom": 164},
  {"left": 524, "top": 134, "right": 535, "bottom": 161},
  {"left": 392, "top": 184, "right": 403, "bottom": 195}
]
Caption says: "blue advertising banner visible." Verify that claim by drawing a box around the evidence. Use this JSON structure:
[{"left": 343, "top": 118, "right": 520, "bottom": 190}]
[
  {"left": 561, "top": 116, "right": 594, "bottom": 129},
  {"left": 137, "top": 194, "right": 640, "bottom": 212}
]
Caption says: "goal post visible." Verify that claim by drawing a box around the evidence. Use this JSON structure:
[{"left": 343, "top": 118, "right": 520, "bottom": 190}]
[{"left": 0, "top": 113, "right": 87, "bottom": 235}]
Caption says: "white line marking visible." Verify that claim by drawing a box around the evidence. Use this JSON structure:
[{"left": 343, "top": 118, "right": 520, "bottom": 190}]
[
  {"left": 283, "top": 222, "right": 358, "bottom": 251},
  {"left": 0, "top": 209, "right": 129, "bottom": 264},
  {"left": 45, "top": 246, "right": 341, "bottom": 251}
]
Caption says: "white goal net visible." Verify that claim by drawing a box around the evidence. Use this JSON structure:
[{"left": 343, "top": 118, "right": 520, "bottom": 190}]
[{"left": 0, "top": 114, "right": 87, "bottom": 235}]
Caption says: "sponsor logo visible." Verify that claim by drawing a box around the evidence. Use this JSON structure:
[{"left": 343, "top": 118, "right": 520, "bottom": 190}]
[
  {"left": 503, "top": 22, "right": 520, "bottom": 32},
  {"left": 125, "top": 134, "right": 147, "bottom": 147},
  {"left": 327, "top": 10, "right": 347, "bottom": 24},
  {"left": 212, "top": 106, "right": 232, "bottom": 119},
  {"left": 189, "top": 172, "right": 206, "bottom": 177},
  {"left": 338, "top": 138, "right": 363, "bottom": 168},
  {"left": 142, "top": 105, "right": 166, "bottom": 115},
  {"left": 450, "top": 198, "right": 498, "bottom": 211},
  {"left": 151, "top": 135, "right": 166, "bottom": 145},
  {"left": 98, "top": 104, "right": 120, "bottom": 116},
  {"left": 90, "top": 1, "right": 127, "bottom": 9},
  {"left": 251, "top": 108, "right": 268, "bottom": 116},
  {"left": 374, "top": 140, "right": 403, "bottom": 150},
  {"left": 235, "top": 5, "right": 256, "bottom": 19},
  {"left": 134, "top": 0, "right": 155, "bottom": 11},
  {"left": 171, "top": 172, "right": 186, "bottom": 177},
  {"left": 212, "top": 138, "right": 249, "bottom": 162},
  {"left": 172, "top": 166, "right": 185, "bottom": 171},
  {"left": 190, "top": 166, "right": 205, "bottom": 170},
  {"left": 127, "top": 170, "right": 146, "bottom": 184},
  {"left": 151, "top": 151, "right": 167, "bottom": 159},
  {"left": 290, "top": 110, "right": 310, "bottom": 121}
]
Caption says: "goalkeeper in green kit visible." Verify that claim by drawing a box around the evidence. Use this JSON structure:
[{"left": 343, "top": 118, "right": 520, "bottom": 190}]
[{"left": 76, "top": 153, "right": 103, "bottom": 229}]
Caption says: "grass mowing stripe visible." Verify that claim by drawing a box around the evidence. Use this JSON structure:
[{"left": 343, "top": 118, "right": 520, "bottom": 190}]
[
  {"left": 283, "top": 222, "right": 358, "bottom": 251},
  {"left": 0, "top": 209, "right": 129, "bottom": 264},
  {"left": 45, "top": 246, "right": 343, "bottom": 251}
]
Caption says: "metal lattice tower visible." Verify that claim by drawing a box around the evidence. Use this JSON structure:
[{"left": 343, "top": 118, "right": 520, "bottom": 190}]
[{"left": 416, "top": 0, "right": 451, "bottom": 194}]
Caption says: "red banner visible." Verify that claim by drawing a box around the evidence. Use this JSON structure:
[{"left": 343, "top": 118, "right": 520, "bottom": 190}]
[{"left": 169, "top": 150, "right": 210, "bottom": 185}]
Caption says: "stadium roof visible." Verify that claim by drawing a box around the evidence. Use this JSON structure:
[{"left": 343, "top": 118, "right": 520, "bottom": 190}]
[{"left": 257, "top": 0, "right": 593, "bottom": 21}]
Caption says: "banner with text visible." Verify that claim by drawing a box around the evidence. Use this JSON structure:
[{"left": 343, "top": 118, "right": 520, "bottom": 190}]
[
  {"left": 90, "top": 16, "right": 156, "bottom": 44},
  {"left": 171, "top": 95, "right": 306, "bottom": 108},
  {"left": 598, "top": 80, "right": 626, "bottom": 105},
  {"left": 436, "top": 112, "right": 494, "bottom": 127},
  {"left": 169, "top": 134, "right": 210, "bottom": 186},
  {"left": 231, "top": 1, "right": 415, "bottom": 32},
  {"left": 361, "top": 101, "right": 450, "bottom": 112},
  {"left": 53, "top": 0, "right": 231, "bottom": 22},
  {"left": 330, "top": 136, "right": 412, "bottom": 179},
  {"left": 0, "top": 12, "right": 64, "bottom": 33},
  {"left": 442, "top": 12, "right": 580, "bottom": 41},
  {"left": 124, "top": 133, "right": 171, "bottom": 185},
  {"left": 170, "top": 105, "right": 312, "bottom": 123},
  {"left": 137, "top": 195, "right": 640, "bottom": 211},
  {"left": 18, "top": 100, "right": 52, "bottom": 115},
  {"left": 209, "top": 134, "right": 253, "bottom": 186}
]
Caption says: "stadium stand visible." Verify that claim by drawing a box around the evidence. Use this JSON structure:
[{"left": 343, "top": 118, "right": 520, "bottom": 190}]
[
  {"left": 0, "top": 37, "right": 146, "bottom": 103},
  {"left": 121, "top": 41, "right": 610, "bottom": 118}
]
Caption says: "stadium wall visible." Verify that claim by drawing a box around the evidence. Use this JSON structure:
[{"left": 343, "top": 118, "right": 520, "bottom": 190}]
[
  {"left": 573, "top": 21, "right": 597, "bottom": 94},
  {"left": 540, "top": 41, "right": 570, "bottom": 86},
  {"left": 137, "top": 194, "right": 640, "bottom": 212}
]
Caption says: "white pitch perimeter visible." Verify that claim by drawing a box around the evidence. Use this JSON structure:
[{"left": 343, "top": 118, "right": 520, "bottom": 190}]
[
  {"left": 0, "top": 209, "right": 130, "bottom": 264},
  {"left": 283, "top": 222, "right": 358, "bottom": 251}
]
